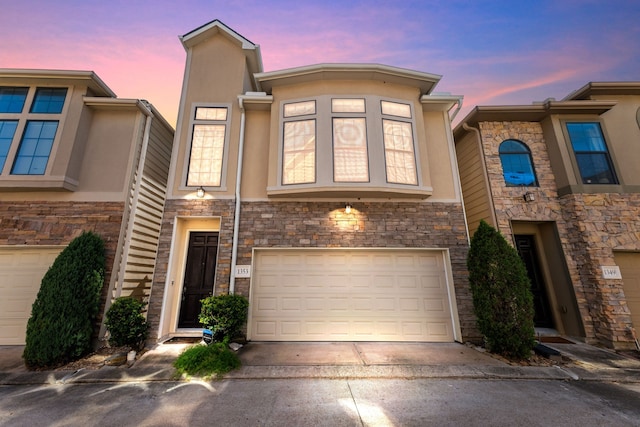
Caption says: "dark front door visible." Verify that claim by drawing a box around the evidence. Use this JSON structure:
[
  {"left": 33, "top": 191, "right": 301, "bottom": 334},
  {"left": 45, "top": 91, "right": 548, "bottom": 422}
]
[
  {"left": 515, "top": 235, "right": 554, "bottom": 328},
  {"left": 178, "top": 232, "right": 219, "bottom": 328}
]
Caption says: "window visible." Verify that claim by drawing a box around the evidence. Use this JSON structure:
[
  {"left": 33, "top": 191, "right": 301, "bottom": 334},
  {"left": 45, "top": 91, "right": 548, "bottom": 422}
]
[
  {"left": 0, "top": 121, "right": 18, "bottom": 171},
  {"left": 499, "top": 140, "right": 538, "bottom": 186},
  {"left": 382, "top": 101, "right": 417, "bottom": 185},
  {"left": 282, "top": 101, "right": 316, "bottom": 184},
  {"left": 11, "top": 121, "right": 58, "bottom": 175},
  {"left": 566, "top": 122, "right": 618, "bottom": 184},
  {"left": 332, "top": 99, "right": 368, "bottom": 182},
  {"left": 30, "top": 88, "right": 67, "bottom": 114},
  {"left": 276, "top": 96, "right": 424, "bottom": 195},
  {"left": 0, "top": 87, "right": 28, "bottom": 113},
  {"left": 186, "top": 106, "right": 229, "bottom": 187}
]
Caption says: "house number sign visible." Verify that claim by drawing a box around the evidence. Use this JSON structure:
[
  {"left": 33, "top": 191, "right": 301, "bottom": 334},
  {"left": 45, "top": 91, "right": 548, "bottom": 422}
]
[
  {"left": 235, "top": 265, "right": 252, "bottom": 278},
  {"left": 601, "top": 266, "right": 622, "bottom": 280}
]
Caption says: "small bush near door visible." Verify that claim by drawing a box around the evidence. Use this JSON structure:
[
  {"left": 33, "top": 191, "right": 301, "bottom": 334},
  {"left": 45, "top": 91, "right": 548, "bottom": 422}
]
[
  {"left": 105, "top": 297, "right": 149, "bottom": 351},
  {"left": 467, "top": 220, "right": 536, "bottom": 359},
  {"left": 23, "top": 231, "right": 105, "bottom": 369},
  {"left": 199, "top": 294, "right": 249, "bottom": 342}
]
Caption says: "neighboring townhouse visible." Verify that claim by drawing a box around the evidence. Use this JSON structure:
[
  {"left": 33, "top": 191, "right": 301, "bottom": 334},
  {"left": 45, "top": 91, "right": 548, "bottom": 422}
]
[
  {"left": 454, "top": 82, "right": 640, "bottom": 350},
  {"left": 147, "top": 20, "right": 476, "bottom": 343},
  {"left": 0, "top": 70, "right": 174, "bottom": 345}
]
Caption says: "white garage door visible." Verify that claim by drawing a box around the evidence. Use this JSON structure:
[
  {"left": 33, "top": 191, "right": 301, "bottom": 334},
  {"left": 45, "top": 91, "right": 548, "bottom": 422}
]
[
  {"left": 0, "top": 247, "right": 63, "bottom": 345},
  {"left": 615, "top": 252, "right": 640, "bottom": 330},
  {"left": 249, "top": 249, "right": 459, "bottom": 342}
]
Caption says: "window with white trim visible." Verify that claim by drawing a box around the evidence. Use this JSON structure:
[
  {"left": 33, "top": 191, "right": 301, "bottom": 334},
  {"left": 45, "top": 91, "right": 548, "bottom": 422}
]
[
  {"left": 0, "top": 86, "right": 67, "bottom": 176},
  {"left": 278, "top": 96, "right": 421, "bottom": 192},
  {"left": 282, "top": 100, "right": 316, "bottom": 184},
  {"left": 186, "top": 106, "right": 229, "bottom": 187}
]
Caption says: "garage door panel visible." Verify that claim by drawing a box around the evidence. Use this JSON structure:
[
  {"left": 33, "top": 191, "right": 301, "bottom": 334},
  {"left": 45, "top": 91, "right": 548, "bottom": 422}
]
[
  {"left": 615, "top": 252, "right": 640, "bottom": 330},
  {"left": 0, "top": 247, "right": 63, "bottom": 345},
  {"left": 250, "top": 249, "right": 456, "bottom": 342}
]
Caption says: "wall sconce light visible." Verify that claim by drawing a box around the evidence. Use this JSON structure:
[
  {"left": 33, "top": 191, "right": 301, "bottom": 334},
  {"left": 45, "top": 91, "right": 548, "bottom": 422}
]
[
  {"left": 523, "top": 191, "right": 535, "bottom": 202},
  {"left": 196, "top": 186, "right": 205, "bottom": 198},
  {"left": 345, "top": 203, "right": 352, "bottom": 214}
]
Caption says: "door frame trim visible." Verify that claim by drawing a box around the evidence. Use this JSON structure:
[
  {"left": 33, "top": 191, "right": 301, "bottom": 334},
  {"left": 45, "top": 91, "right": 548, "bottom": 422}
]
[{"left": 157, "top": 216, "right": 221, "bottom": 339}]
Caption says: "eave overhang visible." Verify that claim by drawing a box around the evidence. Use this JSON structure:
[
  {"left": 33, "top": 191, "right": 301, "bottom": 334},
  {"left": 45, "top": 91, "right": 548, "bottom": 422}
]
[
  {"left": 453, "top": 99, "right": 617, "bottom": 140},
  {"left": 180, "top": 19, "right": 263, "bottom": 74},
  {"left": 564, "top": 81, "right": 640, "bottom": 100},
  {"left": 0, "top": 69, "right": 116, "bottom": 97},
  {"left": 254, "top": 63, "right": 442, "bottom": 95}
]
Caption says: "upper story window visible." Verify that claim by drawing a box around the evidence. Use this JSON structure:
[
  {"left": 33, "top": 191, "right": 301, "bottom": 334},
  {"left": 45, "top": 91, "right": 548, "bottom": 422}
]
[
  {"left": 566, "top": 122, "right": 618, "bottom": 185},
  {"left": 282, "top": 100, "right": 316, "bottom": 184},
  {"left": 0, "top": 87, "right": 28, "bottom": 113},
  {"left": 499, "top": 139, "right": 538, "bottom": 186},
  {"left": 30, "top": 88, "right": 67, "bottom": 114},
  {"left": 278, "top": 96, "right": 420, "bottom": 192},
  {"left": 332, "top": 98, "right": 368, "bottom": 182},
  {"left": 0, "top": 86, "right": 67, "bottom": 176},
  {"left": 186, "top": 106, "right": 229, "bottom": 187}
]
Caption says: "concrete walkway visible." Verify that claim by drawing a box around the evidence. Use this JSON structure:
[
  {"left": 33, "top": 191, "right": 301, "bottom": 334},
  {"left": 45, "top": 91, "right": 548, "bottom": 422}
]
[{"left": 1, "top": 340, "right": 639, "bottom": 385}]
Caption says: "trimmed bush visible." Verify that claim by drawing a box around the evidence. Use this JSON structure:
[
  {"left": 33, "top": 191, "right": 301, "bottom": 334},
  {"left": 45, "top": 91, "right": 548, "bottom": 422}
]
[
  {"left": 198, "top": 294, "right": 249, "bottom": 342},
  {"left": 23, "top": 231, "right": 106, "bottom": 368},
  {"left": 467, "top": 220, "right": 536, "bottom": 359},
  {"left": 105, "top": 297, "right": 149, "bottom": 350},
  {"left": 174, "top": 342, "right": 241, "bottom": 378}
]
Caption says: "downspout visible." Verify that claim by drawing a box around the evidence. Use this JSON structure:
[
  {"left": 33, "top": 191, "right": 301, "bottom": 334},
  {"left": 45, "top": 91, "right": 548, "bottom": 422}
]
[
  {"left": 462, "top": 122, "right": 498, "bottom": 228},
  {"left": 448, "top": 97, "right": 463, "bottom": 122},
  {"left": 229, "top": 97, "right": 247, "bottom": 294}
]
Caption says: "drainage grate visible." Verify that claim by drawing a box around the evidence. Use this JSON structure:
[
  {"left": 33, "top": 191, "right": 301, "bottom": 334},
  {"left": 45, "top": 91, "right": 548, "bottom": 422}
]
[{"left": 539, "top": 336, "right": 574, "bottom": 344}]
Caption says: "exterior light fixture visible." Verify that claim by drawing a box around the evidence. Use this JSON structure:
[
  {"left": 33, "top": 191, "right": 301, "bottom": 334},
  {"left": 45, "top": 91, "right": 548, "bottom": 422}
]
[
  {"left": 345, "top": 203, "right": 352, "bottom": 214},
  {"left": 196, "top": 186, "right": 205, "bottom": 198},
  {"left": 523, "top": 191, "right": 535, "bottom": 202}
]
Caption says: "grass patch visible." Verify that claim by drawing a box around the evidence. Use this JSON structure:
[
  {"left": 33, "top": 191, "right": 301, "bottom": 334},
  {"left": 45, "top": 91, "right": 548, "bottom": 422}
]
[{"left": 174, "top": 342, "right": 241, "bottom": 378}]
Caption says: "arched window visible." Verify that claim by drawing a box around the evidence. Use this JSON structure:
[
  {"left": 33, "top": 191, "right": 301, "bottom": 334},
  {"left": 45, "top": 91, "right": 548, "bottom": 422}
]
[{"left": 499, "top": 139, "right": 538, "bottom": 187}]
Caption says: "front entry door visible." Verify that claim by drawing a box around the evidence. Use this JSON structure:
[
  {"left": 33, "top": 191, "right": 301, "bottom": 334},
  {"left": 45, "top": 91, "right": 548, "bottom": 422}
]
[
  {"left": 178, "top": 232, "right": 219, "bottom": 328},
  {"left": 515, "top": 235, "right": 554, "bottom": 328}
]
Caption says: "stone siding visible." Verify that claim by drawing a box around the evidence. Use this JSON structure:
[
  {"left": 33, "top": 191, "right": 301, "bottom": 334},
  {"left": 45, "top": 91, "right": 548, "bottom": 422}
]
[
  {"left": 0, "top": 200, "right": 125, "bottom": 335},
  {"left": 478, "top": 121, "right": 640, "bottom": 348},
  {"left": 148, "top": 199, "right": 479, "bottom": 342}
]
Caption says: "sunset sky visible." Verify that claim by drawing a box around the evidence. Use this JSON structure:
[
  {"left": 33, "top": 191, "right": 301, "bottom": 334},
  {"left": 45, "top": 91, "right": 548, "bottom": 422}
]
[{"left": 2, "top": 0, "right": 638, "bottom": 127}]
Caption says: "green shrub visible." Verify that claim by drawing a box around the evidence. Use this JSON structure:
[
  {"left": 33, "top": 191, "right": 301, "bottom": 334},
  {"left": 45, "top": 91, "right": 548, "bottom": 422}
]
[
  {"left": 174, "top": 342, "right": 241, "bottom": 377},
  {"left": 23, "top": 231, "right": 106, "bottom": 368},
  {"left": 467, "top": 220, "right": 536, "bottom": 359},
  {"left": 198, "top": 294, "right": 249, "bottom": 342},
  {"left": 105, "top": 297, "right": 149, "bottom": 350}
]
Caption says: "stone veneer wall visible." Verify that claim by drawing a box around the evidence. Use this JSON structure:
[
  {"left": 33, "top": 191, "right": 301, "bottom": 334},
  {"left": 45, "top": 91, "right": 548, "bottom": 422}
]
[
  {"left": 148, "top": 198, "right": 478, "bottom": 343},
  {"left": 0, "top": 201, "right": 125, "bottom": 335},
  {"left": 478, "top": 121, "right": 639, "bottom": 348}
]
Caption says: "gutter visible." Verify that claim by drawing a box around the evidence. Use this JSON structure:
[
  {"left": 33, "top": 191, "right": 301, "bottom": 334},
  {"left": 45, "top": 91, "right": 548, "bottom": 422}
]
[{"left": 229, "top": 97, "right": 247, "bottom": 294}]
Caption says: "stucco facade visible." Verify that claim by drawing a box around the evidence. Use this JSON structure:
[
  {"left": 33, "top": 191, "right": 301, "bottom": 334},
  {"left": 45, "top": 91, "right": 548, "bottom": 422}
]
[
  {"left": 0, "top": 70, "right": 174, "bottom": 345},
  {"left": 149, "top": 20, "right": 475, "bottom": 343}
]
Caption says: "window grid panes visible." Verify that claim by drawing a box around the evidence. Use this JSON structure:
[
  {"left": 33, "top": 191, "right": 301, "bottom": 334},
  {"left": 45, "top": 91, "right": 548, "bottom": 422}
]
[
  {"left": 333, "top": 118, "right": 369, "bottom": 182},
  {"left": 187, "top": 124, "right": 226, "bottom": 186},
  {"left": 11, "top": 121, "right": 58, "bottom": 175},
  {"left": 332, "top": 98, "right": 365, "bottom": 113},
  {"left": 382, "top": 119, "right": 417, "bottom": 185},
  {"left": 0, "top": 87, "right": 28, "bottom": 113},
  {"left": 283, "top": 120, "right": 316, "bottom": 184},
  {"left": 30, "top": 88, "right": 67, "bottom": 114},
  {"left": 0, "top": 120, "right": 18, "bottom": 171},
  {"left": 566, "top": 122, "right": 618, "bottom": 184},
  {"left": 195, "top": 107, "right": 227, "bottom": 121},
  {"left": 381, "top": 100, "right": 411, "bottom": 118},
  {"left": 284, "top": 100, "right": 316, "bottom": 118},
  {"left": 499, "top": 140, "right": 538, "bottom": 186}
]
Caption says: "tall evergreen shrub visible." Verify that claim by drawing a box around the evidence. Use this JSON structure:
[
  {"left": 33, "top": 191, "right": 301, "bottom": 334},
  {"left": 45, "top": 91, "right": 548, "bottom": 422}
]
[
  {"left": 23, "top": 231, "right": 106, "bottom": 368},
  {"left": 467, "top": 220, "right": 536, "bottom": 359}
]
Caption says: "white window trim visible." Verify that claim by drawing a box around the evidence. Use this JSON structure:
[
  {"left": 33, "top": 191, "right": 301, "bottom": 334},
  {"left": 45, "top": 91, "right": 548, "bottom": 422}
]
[
  {"left": 271, "top": 95, "right": 429, "bottom": 198},
  {"left": 180, "top": 103, "right": 232, "bottom": 192}
]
